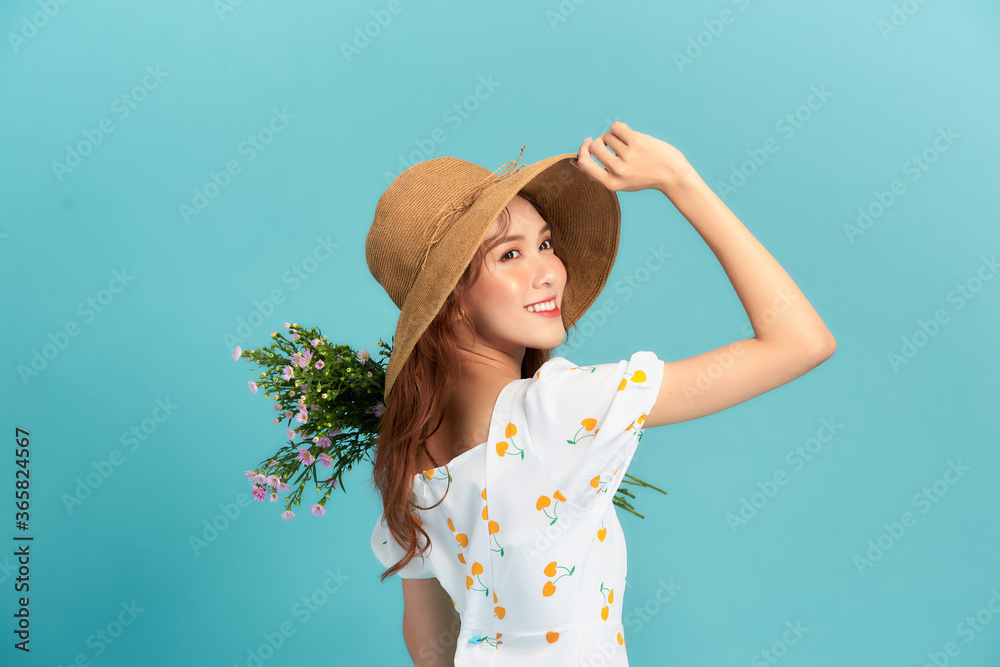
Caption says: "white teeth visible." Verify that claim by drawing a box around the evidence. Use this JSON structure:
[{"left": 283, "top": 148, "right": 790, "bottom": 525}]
[{"left": 526, "top": 300, "right": 555, "bottom": 313}]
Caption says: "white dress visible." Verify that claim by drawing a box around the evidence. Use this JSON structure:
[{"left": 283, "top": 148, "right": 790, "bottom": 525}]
[{"left": 371, "top": 350, "right": 664, "bottom": 666}]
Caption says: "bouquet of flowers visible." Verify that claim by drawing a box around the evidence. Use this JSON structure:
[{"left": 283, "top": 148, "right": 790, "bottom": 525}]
[
  {"left": 233, "top": 322, "right": 387, "bottom": 520},
  {"left": 234, "top": 323, "right": 667, "bottom": 520}
]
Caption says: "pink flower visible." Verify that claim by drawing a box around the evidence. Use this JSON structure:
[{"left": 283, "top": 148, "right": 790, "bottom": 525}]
[
  {"left": 318, "top": 452, "right": 333, "bottom": 467},
  {"left": 277, "top": 480, "right": 291, "bottom": 492},
  {"left": 316, "top": 436, "right": 331, "bottom": 448},
  {"left": 284, "top": 322, "right": 291, "bottom": 329},
  {"left": 311, "top": 503, "right": 326, "bottom": 517},
  {"left": 297, "top": 448, "right": 315, "bottom": 466},
  {"left": 251, "top": 473, "right": 268, "bottom": 485},
  {"left": 356, "top": 349, "right": 369, "bottom": 363},
  {"left": 248, "top": 381, "right": 258, "bottom": 393},
  {"left": 270, "top": 492, "right": 278, "bottom": 502},
  {"left": 282, "top": 365, "right": 295, "bottom": 381},
  {"left": 292, "top": 349, "right": 314, "bottom": 368},
  {"left": 266, "top": 475, "right": 280, "bottom": 488},
  {"left": 268, "top": 459, "right": 278, "bottom": 467},
  {"left": 285, "top": 428, "right": 296, "bottom": 440},
  {"left": 251, "top": 485, "right": 267, "bottom": 502},
  {"left": 273, "top": 404, "right": 282, "bottom": 411},
  {"left": 311, "top": 338, "right": 321, "bottom": 347},
  {"left": 290, "top": 332, "right": 299, "bottom": 341},
  {"left": 296, "top": 411, "right": 308, "bottom": 424},
  {"left": 232, "top": 346, "right": 243, "bottom": 360},
  {"left": 281, "top": 510, "right": 295, "bottom": 520},
  {"left": 244, "top": 469, "right": 257, "bottom": 480},
  {"left": 373, "top": 402, "right": 385, "bottom": 418},
  {"left": 315, "top": 360, "right": 325, "bottom": 370}
]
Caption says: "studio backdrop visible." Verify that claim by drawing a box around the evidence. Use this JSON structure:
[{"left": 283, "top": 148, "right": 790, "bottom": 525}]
[{"left": 1, "top": 0, "right": 998, "bottom": 665}]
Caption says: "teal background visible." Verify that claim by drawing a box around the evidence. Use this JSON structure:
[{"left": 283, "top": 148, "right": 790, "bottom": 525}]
[{"left": 2, "top": 0, "right": 999, "bottom": 665}]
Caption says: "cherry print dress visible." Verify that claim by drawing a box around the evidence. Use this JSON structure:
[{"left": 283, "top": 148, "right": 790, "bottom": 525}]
[{"left": 371, "top": 350, "right": 664, "bottom": 666}]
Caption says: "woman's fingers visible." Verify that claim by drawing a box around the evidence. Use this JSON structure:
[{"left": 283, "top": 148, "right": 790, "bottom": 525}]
[
  {"left": 574, "top": 121, "right": 689, "bottom": 193},
  {"left": 608, "top": 121, "right": 633, "bottom": 145},
  {"left": 572, "top": 138, "right": 602, "bottom": 184},
  {"left": 571, "top": 137, "right": 591, "bottom": 170},
  {"left": 602, "top": 131, "right": 628, "bottom": 157},
  {"left": 588, "top": 136, "right": 614, "bottom": 168}
]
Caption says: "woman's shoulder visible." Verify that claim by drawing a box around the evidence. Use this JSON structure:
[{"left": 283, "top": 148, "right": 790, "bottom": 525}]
[
  {"left": 523, "top": 350, "right": 663, "bottom": 410},
  {"left": 532, "top": 351, "right": 660, "bottom": 381}
]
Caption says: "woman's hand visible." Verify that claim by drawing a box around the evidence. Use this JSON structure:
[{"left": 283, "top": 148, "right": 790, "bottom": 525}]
[{"left": 571, "top": 121, "right": 693, "bottom": 195}]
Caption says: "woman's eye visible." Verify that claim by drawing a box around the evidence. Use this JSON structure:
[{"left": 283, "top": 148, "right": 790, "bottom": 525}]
[{"left": 500, "top": 238, "right": 554, "bottom": 262}]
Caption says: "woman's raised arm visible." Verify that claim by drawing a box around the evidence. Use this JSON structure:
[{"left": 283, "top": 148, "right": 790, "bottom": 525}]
[{"left": 572, "top": 122, "right": 835, "bottom": 427}]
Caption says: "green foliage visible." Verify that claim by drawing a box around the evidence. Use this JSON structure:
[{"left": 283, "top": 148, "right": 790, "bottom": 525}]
[{"left": 235, "top": 323, "right": 391, "bottom": 518}]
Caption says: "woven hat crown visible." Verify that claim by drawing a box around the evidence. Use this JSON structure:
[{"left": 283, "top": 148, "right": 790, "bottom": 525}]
[{"left": 366, "top": 156, "right": 525, "bottom": 311}]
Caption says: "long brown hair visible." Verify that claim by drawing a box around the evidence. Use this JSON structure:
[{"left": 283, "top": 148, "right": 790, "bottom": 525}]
[{"left": 371, "top": 189, "right": 574, "bottom": 582}]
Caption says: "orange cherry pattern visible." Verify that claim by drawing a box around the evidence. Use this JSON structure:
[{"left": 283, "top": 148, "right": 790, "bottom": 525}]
[
  {"left": 535, "top": 489, "right": 567, "bottom": 525},
  {"left": 542, "top": 560, "right": 576, "bottom": 597},
  {"left": 599, "top": 581, "right": 616, "bottom": 621},
  {"left": 495, "top": 421, "right": 524, "bottom": 460},
  {"left": 482, "top": 486, "right": 505, "bottom": 557},
  {"left": 446, "top": 505, "right": 493, "bottom": 598},
  {"left": 370, "top": 351, "right": 664, "bottom": 662}
]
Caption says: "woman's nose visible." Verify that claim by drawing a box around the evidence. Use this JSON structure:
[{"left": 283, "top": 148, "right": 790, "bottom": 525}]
[{"left": 533, "top": 253, "right": 559, "bottom": 286}]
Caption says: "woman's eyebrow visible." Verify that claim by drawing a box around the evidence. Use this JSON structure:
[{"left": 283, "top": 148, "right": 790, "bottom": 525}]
[{"left": 491, "top": 223, "right": 552, "bottom": 248}]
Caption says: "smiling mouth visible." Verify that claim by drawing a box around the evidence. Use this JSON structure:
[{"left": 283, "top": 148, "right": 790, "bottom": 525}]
[{"left": 525, "top": 296, "right": 559, "bottom": 314}]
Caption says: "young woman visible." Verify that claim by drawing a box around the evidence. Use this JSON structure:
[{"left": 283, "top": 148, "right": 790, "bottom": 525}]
[{"left": 367, "top": 121, "right": 835, "bottom": 666}]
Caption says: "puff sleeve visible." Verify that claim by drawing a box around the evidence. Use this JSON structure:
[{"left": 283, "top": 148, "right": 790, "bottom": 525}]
[
  {"left": 524, "top": 350, "right": 664, "bottom": 511},
  {"left": 370, "top": 513, "right": 436, "bottom": 579}
]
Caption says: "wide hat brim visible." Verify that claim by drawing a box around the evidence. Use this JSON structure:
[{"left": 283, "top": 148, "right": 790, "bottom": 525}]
[{"left": 383, "top": 152, "right": 621, "bottom": 400}]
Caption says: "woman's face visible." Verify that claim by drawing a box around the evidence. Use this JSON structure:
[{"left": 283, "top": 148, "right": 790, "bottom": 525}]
[{"left": 463, "top": 194, "right": 567, "bottom": 357}]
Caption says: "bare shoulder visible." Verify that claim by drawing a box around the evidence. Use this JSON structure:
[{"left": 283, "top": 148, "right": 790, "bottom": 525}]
[{"left": 645, "top": 336, "right": 835, "bottom": 428}]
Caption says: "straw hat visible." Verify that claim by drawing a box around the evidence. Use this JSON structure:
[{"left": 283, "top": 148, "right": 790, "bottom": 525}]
[{"left": 366, "top": 146, "right": 621, "bottom": 400}]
